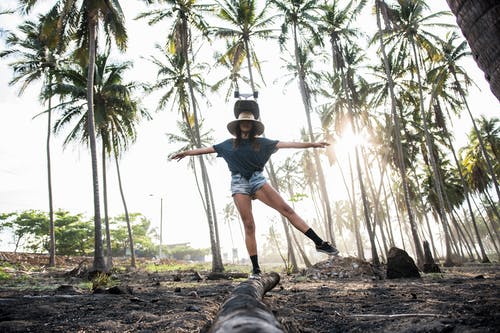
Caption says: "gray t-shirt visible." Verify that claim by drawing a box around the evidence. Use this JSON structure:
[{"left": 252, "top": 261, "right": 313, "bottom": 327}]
[{"left": 213, "top": 138, "right": 279, "bottom": 179}]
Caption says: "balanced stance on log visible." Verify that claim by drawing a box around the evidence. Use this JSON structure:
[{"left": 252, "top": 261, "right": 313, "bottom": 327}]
[{"left": 170, "top": 100, "right": 338, "bottom": 279}]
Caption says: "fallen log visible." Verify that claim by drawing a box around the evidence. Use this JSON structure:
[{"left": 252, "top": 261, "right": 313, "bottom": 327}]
[{"left": 209, "top": 272, "right": 284, "bottom": 333}]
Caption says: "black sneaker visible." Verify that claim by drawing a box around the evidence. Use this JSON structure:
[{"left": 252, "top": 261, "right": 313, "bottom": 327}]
[
  {"left": 249, "top": 272, "right": 262, "bottom": 280},
  {"left": 316, "top": 241, "right": 339, "bottom": 256}
]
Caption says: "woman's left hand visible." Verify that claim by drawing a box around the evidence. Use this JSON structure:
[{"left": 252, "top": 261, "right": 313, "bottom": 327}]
[{"left": 312, "top": 142, "right": 330, "bottom": 148}]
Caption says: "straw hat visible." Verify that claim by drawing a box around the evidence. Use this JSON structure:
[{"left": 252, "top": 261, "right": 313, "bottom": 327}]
[{"left": 227, "top": 111, "right": 265, "bottom": 136}]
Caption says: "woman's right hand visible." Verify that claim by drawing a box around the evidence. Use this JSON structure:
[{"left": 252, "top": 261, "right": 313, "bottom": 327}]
[{"left": 169, "top": 151, "right": 186, "bottom": 161}]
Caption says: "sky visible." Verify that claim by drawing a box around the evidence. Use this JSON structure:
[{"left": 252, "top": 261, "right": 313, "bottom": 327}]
[{"left": 0, "top": 1, "right": 498, "bottom": 259}]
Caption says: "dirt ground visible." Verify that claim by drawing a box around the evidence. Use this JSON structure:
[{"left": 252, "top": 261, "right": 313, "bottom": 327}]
[{"left": 0, "top": 253, "right": 498, "bottom": 333}]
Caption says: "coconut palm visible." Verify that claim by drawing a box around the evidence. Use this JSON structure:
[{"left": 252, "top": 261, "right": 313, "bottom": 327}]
[
  {"left": 1, "top": 11, "right": 65, "bottom": 267},
  {"left": 430, "top": 28, "right": 500, "bottom": 206},
  {"left": 213, "top": 0, "right": 277, "bottom": 92},
  {"left": 48, "top": 52, "right": 148, "bottom": 268},
  {"left": 211, "top": 39, "right": 252, "bottom": 101},
  {"left": 376, "top": 0, "right": 455, "bottom": 266},
  {"left": 18, "top": 0, "right": 128, "bottom": 273},
  {"left": 272, "top": 0, "right": 340, "bottom": 247},
  {"left": 427, "top": 33, "right": 491, "bottom": 262},
  {"left": 460, "top": 117, "right": 500, "bottom": 243},
  {"left": 446, "top": 0, "right": 500, "bottom": 101},
  {"left": 139, "top": 0, "right": 225, "bottom": 272},
  {"left": 212, "top": 0, "right": 309, "bottom": 272},
  {"left": 314, "top": 0, "right": 382, "bottom": 264},
  {"left": 146, "top": 44, "right": 225, "bottom": 271}
]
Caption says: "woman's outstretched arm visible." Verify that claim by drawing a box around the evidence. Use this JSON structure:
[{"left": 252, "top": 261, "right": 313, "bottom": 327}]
[
  {"left": 276, "top": 141, "right": 330, "bottom": 149},
  {"left": 169, "top": 146, "right": 216, "bottom": 161}
]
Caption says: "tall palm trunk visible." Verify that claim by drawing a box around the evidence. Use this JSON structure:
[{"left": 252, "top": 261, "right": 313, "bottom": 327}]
[
  {"left": 102, "top": 143, "right": 113, "bottom": 268},
  {"left": 365, "top": 150, "right": 390, "bottom": 257},
  {"left": 348, "top": 156, "right": 364, "bottom": 259},
  {"left": 87, "top": 15, "right": 105, "bottom": 272},
  {"left": 46, "top": 78, "right": 56, "bottom": 267},
  {"left": 113, "top": 143, "right": 135, "bottom": 268},
  {"left": 180, "top": 16, "right": 223, "bottom": 272},
  {"left": 292, "top": 25, "right": 335, "bottom": 245},
  {"left": 410, "top": 37, "right": 454, "bottom": 266},
  {"left": 440, "top": 109, "right": 490, "bottom": 262},
  {"left": 375, "top": 0, "right": 424, "bottom": 266},
  {"left": 342, "top": 73, "right": 379, "bottom": 265}
]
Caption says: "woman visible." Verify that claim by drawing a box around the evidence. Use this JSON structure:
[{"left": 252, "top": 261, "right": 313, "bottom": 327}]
[{"left": 170, "top": 110, "right": 338, "bottom": 278}]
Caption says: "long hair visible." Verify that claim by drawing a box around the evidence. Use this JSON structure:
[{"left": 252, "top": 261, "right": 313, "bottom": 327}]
[{"left": 233, "top": 122, "right": 260, "bottom": 150}]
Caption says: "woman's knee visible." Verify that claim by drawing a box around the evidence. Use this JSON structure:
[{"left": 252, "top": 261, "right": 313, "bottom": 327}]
[{"left": 242, "top": 219, "right": 256, "bottom": 235}]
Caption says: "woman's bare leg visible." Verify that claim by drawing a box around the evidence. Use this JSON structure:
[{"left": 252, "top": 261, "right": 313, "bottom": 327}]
[
  {"left": 233, "top": 193, "right": 258, "bottom": 256},
  {"left": 254, "top": 183, "right": 310, "bottom": 233}
]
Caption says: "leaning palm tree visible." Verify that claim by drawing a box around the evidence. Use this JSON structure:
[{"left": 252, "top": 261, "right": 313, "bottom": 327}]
[
  {"left": 427, "top": 33, "right": 491, "bottom": 262},
  {"left": 139, "top": 0, "right": 224, "bottom": 272},
  {"left": 146, "top": 45, "right": 226, "bottom": 271},
  {"left": 446, "top": 0, "right": 500, "bottom": 102},
  {"left": 272, "top": 0, "right": 339, "bottom": 247},
  {"left": 19, "top": 0, "right": 128, "bottom": 273},
  {"left": 1, "top": 11, "right": 65, "bottom": 267},
  {"left": 371, "top": 0, "right": 424, "bottom": 264},
  {"left": 377, "top": 0, "right": 454, "bottom": 266}
]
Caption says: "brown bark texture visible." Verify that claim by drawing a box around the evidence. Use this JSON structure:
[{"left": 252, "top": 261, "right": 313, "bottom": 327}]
[
  {"left": 209, "top": 272, "right": 284, "bottom": 333},
  {"left": 446, "top": 0, "right": 500, "bottom": 102}
]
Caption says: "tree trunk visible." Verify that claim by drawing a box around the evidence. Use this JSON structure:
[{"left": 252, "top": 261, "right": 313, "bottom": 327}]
[
  {"left": 346, "top": 155, "right": 364, "bottom": 259},
  {"left": 114, "top": 144, "right": 135, "bottom": 268},
  {"left": 87, "top": 16, "right": 106, "bottom": 273},
  {"left": 46, "top": 89, "right": 55, "bottom": 267},
  {"left": 102, "top": 143, "right": 112, "bottom": 269},
  {"left": 375, "top": 0, "right": 423, "bottom": 266},
  {"left": 179, "top": 15, "right": 223, "bottom": 273},
  {"left": 209, "top": 272, "right": 284, "bottom": 333},
  {"left": 293, "top": 25, "right": 335, "bottom": 246},
  {"left": 446, "top": 0, "right": 500, "bottom": 102},
  {"left": 410, "top": 36, "right": 447, "bottom": 267}
]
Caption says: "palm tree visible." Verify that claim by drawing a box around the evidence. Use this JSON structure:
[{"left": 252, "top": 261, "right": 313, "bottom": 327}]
[
  {"left": 213, "top": 0, "right": 277, "bottom": 92},
  {"left": 139, "top": 0, "right": 225, "bottom": 272},
  {"left": 95, "top": 54, "right": 149, "bottom": 269},
  {"left": 446, "top": 0, "right": 500, "bottom": 101},
  {"left": 427, "top": 33, "right": 491, "bottom": 262},
  {"left": 146, "top": 44, "right": 225, "bottom": 271},
  {"left": 460, "top": 117, "right": 500, "bottom": 244},
  {"left": 1, "top": 11, "right": 65, "bottom": 267},
  {"left": 272, "top": 0, "right": 339, "bottom": 247},
  {"left": 212, "top": 0, "right": 303, "bottom": 271},
  {"left": 376, "top": 0, "right": 454, "bottom": 266},
  {"left": 49, "top": 52, "right": 147, "bottom": 268},
  {"left": 19, "top": 0, "right": 128, "bottom": 273}
]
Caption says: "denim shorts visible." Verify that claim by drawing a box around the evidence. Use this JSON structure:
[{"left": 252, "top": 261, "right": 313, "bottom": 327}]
[{"left": 231, "top": 171, "right": 267, "bottom": 197}]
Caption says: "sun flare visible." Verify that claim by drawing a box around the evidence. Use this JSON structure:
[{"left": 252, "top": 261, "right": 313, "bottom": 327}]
[{"left": 333, "top": 127, "right": 369, "bottom": 158}]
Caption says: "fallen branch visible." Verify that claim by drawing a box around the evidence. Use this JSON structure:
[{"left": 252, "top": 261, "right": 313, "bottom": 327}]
[
  {"left": 209, "top": 272, "right": 284, "bottom": 333},
  {"left": 350, "top": 313, "right": 444, "bottom": 319}
]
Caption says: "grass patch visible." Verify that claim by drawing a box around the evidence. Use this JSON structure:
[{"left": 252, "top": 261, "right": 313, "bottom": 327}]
[
  {"left": 423, "top": 272, "right": 445, "bottom": 279},
  {"left": 143, "top": 261, "right": 212, "bottom": 273},
  {"left": 0, "top": 267, "right": 11, "bottom": 281}
]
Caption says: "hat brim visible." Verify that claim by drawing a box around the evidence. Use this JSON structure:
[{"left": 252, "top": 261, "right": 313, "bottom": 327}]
[{"left": 227, "top": 119, "right": 265, "bottom": 136}]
